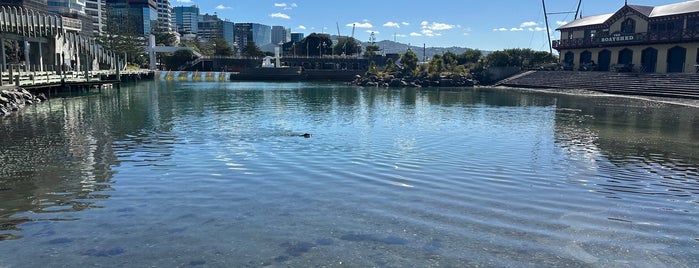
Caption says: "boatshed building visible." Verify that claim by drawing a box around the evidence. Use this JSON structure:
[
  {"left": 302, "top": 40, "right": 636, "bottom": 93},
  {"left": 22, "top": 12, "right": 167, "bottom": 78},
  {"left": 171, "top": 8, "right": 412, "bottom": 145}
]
[{"left": 553, "top": 0, "right": 699, "bottom": 73}]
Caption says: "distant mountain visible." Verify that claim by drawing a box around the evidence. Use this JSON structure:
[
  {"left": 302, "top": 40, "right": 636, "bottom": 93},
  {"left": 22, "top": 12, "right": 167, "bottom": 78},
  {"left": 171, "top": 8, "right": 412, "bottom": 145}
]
[{"left": 364, "top": 40, "right": 488, "bottom": 61}]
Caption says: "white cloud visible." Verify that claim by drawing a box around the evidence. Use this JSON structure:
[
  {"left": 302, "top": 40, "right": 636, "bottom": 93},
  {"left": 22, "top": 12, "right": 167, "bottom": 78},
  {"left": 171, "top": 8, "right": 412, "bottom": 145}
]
[
  {"left": 348, "top": 22, "right": 373, "bottom": 28},
  {"left": 270, "top": 13, "right": 291, "bottom": 19},
  {"left": 410, "top": 32, "right": 422, "bottom": 37},
  {"left": 556, "top": 20, "right": 568, "bottom": 26},
  {"left": 176, "top": 0, "right": 192, "bottom": 3},
  {"left": 215, "top": 5, "right": 232, "bottom": 10},
  {"left": 402, "top": 22, "right": 410, "bottom": 26},
  {"left": 520, "top": 21, "right": 538, "bottom": 27},
  {"left": 383, "top": 22, "right": 400, "bottom": 28},
  {"left": 297, "top": 25, "right": 307, "bottom": 30},
  {"left": 395, "top": 34, "right": 407, "bottom": 38},
  {"left": 531, "top": 27, "right": 547, "bottom": 32},
  {"left": 510, "top": 27, "right": 524, "bottom": 31},
  {"left": 275, "top": 2, "right": 298, "bottom": 10},
  {"left": 493, "top": 28, "right": 509, "bottom": 32},
  {"left": 367, "top": 30, "right": 379, "bottom": 34},
  {"left": 421, "top": 21, "right": 455, "bottom": 31}
]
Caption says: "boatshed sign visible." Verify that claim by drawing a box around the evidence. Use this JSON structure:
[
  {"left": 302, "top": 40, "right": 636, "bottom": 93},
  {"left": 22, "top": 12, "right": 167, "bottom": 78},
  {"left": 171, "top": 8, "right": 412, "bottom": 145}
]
[{"left": 596, "top": 33, "right": 643, "bottom": 44}]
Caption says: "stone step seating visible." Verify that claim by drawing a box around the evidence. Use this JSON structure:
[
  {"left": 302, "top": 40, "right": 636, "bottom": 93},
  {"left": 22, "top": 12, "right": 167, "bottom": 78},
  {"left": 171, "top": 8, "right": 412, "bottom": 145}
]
[{"left": 499, "top": 71, "right": 699, "bottom": 99}]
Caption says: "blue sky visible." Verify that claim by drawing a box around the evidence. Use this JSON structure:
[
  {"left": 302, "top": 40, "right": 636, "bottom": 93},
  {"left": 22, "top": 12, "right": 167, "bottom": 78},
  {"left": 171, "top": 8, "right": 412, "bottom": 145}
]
[{"left": 174, "top": 0, "right": 684, "bottom": 51}]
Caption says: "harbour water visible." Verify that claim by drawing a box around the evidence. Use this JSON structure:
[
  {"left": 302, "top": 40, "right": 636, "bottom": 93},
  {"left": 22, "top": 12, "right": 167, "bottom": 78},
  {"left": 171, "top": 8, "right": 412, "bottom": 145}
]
[{"left": 1, "top": 81, "right": 698, "bottom": 267}]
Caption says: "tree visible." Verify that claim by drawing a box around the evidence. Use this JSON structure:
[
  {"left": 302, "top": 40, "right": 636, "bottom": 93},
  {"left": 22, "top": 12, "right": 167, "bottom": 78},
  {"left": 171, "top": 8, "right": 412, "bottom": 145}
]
[
  {"left": 400, "top": 49, "right": 419, "bottom": 75},
  {"left": 211, "top": 39, "right": 234, "bottom": 57},
  {"left": 242, "top": 41, "right": 265, "bottom": 58},
  {"left": 152, "top": 27, "right": 178, "bottom": 47},
  {"left": 384, "top": 58, "right": 398, "bottom": 73},
  {"left": 333, "top": 37, "right": 361, "bottom": 56},
  {"left": 457, "top": 49, "right": 483, "bottom": 65},
  {"left": 165, "top": 49, "right": 196, "bottom": 70},
  {"left": 294, "top": 33, "right": 333, "bottom": 57},
  {"left": 363, "top": 44, "right": 380, "bottom": 57},
  {"left": 428, "top": 54, "right": 445, "bottom": 75},
  {"left": 97, "top": 5, "right": 146, "bottom": 66}
]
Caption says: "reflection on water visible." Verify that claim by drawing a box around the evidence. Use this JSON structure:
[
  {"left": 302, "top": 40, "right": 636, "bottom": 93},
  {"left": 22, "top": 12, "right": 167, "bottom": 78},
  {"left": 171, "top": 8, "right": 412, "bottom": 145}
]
[{"left": 0, "top": 81, "right": 697, "bottom": 266}]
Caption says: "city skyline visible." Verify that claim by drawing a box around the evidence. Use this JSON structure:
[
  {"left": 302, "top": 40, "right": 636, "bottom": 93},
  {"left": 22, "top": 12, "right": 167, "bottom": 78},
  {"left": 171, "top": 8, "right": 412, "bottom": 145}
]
[{"left": 173, "top": 0, "right": 686, "bottom": 51}]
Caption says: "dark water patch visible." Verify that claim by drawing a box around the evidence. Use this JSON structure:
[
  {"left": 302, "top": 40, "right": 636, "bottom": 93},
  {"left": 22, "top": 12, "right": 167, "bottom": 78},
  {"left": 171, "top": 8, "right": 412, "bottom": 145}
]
[
  {"left": 188, "top": 259, "right": 206, "bottom": 266},
  {"left": 273, "top": 255, "right": 290, "bottom": 263},
  {"left": 48, "top": 238, "right": 74, "bottom": 244},
  {"left": 315, "top": 238, "right": 334, "bottom": 246},
  {"left": 80, "top": 247, "right": 126, "bottom": 257},
  {"left": 340, "top": 233, "right": 409, "bottom": 245},
  {"left": 280, "top": 241, "right": 316, "bottom": 257}
]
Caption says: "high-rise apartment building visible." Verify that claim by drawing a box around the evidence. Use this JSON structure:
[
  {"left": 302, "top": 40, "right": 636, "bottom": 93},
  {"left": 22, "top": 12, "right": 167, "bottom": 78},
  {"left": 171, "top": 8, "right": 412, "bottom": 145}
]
[
  {"left": 155, "top": 0, "right": 172, "bottom": 32},
  {"left": 271, "top": 26, "right": 290, "bottom": 45},
  {"left": 106, "top": 0, "right": 158, "bottom": 36},
  {"left": 234, "top": 23, "right": 271, "bottom": 48},
  {"left": 173, "top": 5, "right": 199, "bottom": 35}
]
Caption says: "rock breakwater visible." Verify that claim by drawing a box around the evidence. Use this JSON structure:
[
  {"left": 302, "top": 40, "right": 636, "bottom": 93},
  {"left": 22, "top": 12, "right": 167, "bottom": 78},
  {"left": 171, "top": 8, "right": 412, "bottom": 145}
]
[
  {"left": 0, "top": 87, "right": 47, "bottom": 116},
  {"left": 351, "top": 72, "right": 475, "bottom": 88}
]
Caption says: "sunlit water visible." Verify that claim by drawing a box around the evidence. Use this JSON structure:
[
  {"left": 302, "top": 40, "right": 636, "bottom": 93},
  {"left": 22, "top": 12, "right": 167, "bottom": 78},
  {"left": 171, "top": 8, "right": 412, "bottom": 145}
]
[{"left": 1, "top": 81, "right": 698, "bottom": 267}]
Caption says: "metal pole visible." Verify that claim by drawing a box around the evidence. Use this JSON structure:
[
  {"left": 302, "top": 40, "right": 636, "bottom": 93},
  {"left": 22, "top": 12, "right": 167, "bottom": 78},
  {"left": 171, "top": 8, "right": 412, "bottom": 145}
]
[{"left": 543, "top": 0, "right": 553, "bottom": 54}]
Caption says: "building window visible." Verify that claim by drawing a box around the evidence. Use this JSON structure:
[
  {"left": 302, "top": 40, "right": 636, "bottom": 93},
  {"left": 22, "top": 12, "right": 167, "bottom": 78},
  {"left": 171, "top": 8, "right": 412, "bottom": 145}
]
[
  {"left": 584, "top": 29, "right": 597, "bottom": 39},
  {"left": 621, "top": 18, "right": 636, "bottom": 34},
  {"left": 688, "top": 17, "right": 699, "bottom": 32},
  {"left": 650, "top": 19, "right": 682, "bottom": 32}
]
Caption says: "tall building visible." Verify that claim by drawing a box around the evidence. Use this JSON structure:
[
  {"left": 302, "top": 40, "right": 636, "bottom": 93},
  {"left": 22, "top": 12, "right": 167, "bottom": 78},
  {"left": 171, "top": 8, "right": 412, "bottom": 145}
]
[
  {"left": 85, "top": 0, "right": 107, "bottom": 36},
  {"left": 3, "top": 0, "right": 48, "bottom": 11},
  {"left": 554, "top": 1, "right": 699, "bottom": 73},
  {"left": 198, "top": 14, "right": 234, "bottom": 47},
  {"left": 290, "top": 33, "right": 304, "bottom": 43},
  {"left": 105, "top": 0, "right": 157, "bottom": 36},
  {"left": 173, "top": 5, "right": 199, "bottom": 35},
  {"left": 46, "top": 0, "right": 94, "bottom": 35},
  {"left": 271, "top": 26, "right": 290, "bottom": 45},
  {"left": 234, "top": 23, "right": 271, "bottom": 48},
  {"left": 155, "top": 0, "right": 172, "bottom": 32}
]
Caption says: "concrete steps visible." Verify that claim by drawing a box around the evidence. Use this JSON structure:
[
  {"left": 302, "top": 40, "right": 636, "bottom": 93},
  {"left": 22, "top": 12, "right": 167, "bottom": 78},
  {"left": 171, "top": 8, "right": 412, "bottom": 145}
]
[{"left": 501, "top": 71, "right": 699, "bottom": 99}]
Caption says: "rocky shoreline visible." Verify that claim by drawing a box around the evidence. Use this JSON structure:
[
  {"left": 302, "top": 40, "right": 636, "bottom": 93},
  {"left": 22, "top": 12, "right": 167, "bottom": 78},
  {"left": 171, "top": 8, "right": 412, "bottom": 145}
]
[
  {"left": 0, "top": 87, "right": 47, "bottom": 116},
  {"left": 351, "top": 72, "right": 476, "bottom": 88}
]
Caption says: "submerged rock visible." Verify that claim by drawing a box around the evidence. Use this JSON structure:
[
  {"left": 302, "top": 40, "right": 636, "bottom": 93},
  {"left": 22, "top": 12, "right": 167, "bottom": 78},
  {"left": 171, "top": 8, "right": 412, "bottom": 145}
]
[{"left": 0, "top": 87, "right": 44, "bottom": 116}]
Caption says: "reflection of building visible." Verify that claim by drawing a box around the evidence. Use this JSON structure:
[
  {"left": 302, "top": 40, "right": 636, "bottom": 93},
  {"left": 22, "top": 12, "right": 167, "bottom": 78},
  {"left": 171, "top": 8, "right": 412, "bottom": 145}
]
[
  {"left": 553, "top": 1, "right": 699, "bottom": 73},
  {"left": 234, "top": 23, "right": 271, "bottom": 47},
  {"left": 106, "top": 0, "right": 158, "bottom": 35}
]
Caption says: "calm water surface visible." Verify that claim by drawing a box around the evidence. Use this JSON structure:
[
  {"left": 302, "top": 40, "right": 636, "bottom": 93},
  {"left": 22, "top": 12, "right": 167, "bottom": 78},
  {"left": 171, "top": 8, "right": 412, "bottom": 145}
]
[{"left": 1, "top": 81, "right": 698, "bottom": 267}]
